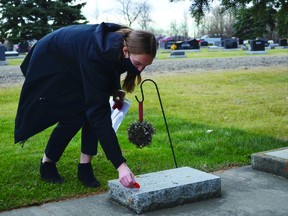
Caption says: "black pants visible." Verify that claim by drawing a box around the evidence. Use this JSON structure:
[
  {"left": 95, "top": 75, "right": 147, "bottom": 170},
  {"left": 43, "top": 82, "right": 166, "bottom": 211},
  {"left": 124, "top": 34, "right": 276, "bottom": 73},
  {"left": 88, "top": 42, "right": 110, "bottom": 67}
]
[{"left": 44, "top": 112, "right": 98, "bottom": 162}]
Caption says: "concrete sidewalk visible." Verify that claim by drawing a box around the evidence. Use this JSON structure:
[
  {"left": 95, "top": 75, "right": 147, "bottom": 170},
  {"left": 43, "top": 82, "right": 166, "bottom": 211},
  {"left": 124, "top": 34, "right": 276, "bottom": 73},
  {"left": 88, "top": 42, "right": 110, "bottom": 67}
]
[{"left": 1, "top": 165, "right": 288, "bottom": 216}]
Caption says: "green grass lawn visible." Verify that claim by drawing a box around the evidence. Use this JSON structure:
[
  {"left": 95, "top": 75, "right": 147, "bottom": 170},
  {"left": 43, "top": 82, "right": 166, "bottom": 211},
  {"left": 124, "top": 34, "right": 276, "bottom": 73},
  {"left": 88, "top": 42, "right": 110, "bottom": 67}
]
[
  {"left": 0, "top": 61, "right": 287, "bottom": 211},
  {"left": 156, "top": 47, "right": 288, "bottom": 59}
]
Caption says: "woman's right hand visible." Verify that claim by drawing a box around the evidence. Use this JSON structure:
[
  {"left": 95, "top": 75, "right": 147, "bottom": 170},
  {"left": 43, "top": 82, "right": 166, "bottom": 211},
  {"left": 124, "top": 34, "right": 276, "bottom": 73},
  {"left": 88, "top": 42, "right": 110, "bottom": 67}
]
[
  {"left": 117, "top": 162, "right": 135, "bottom": 187},
  {"left": 112, "top": 89, "right": 125, "bottom": 110}
]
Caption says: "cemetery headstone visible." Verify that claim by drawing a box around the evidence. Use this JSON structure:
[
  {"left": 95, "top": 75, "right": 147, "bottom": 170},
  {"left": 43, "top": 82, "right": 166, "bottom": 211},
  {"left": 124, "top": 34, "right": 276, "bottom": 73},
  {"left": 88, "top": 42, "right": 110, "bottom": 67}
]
[
  {"left": 108, "top": 167, "right": 221, "bottom": 214},
  {"left": 200, "top": 41, "right": 208, "bottom": 46},
  {"left": 252, "top": 147, "right": 288, "bottom": 179},
  {"left": 0, "top": 44, "right": 7, "bottom": 65},
  {"left": 250, "top": 40, "right": 265, "bottom": 51},
  {"left": 188, "top": 39, "right": 200, "bottom": 49},
  {"left": 279, "top": 38, "right": 287, "bottom": 46},
  {"left": 5, "top": 51, "right": 19, "bottom": 57},
  {"left": 238, "top": 38, "right": 244, "bottom": 45},
  {"left": 257, "top": 37, "right": 269, "bottom": 47},
  {"left": 224, "top": 39, "right": 238, "bottom": 49},
  {"left": 169, "top": 51, "right": 186, "bottom": 58}
]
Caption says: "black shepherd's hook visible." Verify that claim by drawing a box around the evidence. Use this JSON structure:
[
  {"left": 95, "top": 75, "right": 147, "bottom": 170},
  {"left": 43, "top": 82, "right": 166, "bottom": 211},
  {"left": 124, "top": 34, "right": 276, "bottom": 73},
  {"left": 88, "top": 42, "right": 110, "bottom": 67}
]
[{"left": 135, "top": 79, "right": 178, "bottom": 168}]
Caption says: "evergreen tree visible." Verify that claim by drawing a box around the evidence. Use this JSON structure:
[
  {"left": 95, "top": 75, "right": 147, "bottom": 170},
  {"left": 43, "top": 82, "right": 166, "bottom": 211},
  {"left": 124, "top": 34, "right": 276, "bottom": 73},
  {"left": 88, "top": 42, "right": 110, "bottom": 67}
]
[
  {"left": 0, "top": 0, "right": 87, "bottom": 44},
  {"left": 170, "top": 0, "right": 288, "bottom": 40},
  {"left": 275, "top": 0, "right": 288, "bottom": 37}
]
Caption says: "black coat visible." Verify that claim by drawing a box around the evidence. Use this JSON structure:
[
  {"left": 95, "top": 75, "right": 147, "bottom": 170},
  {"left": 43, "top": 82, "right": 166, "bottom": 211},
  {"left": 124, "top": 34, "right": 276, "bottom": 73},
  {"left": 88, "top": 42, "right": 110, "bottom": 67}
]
[{"left": 15, "top": 22, "right": 127, "bottom": 168}]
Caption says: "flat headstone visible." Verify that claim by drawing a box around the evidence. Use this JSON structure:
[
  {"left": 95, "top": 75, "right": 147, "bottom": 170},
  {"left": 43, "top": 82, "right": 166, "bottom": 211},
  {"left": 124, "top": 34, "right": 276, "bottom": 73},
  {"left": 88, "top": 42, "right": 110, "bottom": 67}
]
[
  {"left": 266, "top": 149, "right": 288, "bottom": 159},
  {"left": 169, "top": 51, "right": 186, "bottom": 58},
  {"left": 108, "top": 167, "right": 221, "bottom": 214},
  {"left": 252, "top": 147, "right": 288, "bottom": 179},
  {"left": 246, "top": 51, "right": 267, "bottom": 54},
  {"left": 208, "top": 45, "right": 221, "bottom": 49},
  {"left": 207, "top": 46, "right": 223, "bottom": 51},
  {"left": 5, "top": 51, "right": 19, "bottom": 57}
]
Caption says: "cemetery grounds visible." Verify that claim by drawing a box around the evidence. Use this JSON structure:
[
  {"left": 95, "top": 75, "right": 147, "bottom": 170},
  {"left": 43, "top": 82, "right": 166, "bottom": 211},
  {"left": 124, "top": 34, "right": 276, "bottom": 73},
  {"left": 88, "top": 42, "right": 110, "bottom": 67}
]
[{"left": 0, "top": 48, "right": 287, "bottom": 211}]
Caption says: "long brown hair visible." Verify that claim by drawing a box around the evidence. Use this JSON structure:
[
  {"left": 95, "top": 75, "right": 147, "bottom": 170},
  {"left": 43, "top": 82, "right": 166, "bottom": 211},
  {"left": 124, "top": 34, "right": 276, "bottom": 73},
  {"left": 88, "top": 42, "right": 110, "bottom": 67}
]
[{"left": 117, "top": 28, "right": 157, "bottom": 93}]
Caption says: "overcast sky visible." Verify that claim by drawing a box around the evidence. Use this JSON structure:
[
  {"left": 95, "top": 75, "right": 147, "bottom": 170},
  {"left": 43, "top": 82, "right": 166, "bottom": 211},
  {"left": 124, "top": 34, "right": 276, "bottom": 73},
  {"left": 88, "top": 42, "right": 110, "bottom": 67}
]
[{"left": 81, "top": 0, "right": 194, "bottom": 33}]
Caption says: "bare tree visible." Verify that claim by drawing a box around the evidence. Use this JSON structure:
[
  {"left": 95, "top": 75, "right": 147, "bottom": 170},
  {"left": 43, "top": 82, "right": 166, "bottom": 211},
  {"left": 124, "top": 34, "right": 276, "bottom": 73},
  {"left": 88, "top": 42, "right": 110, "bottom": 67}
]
[
  {"left": 223, "top": 10, "right": 236, "bottom": 37},
  {"left": 196, "top": 5, "right": 236, "bottom": 38},
  {"left": 116, "top": 0, "right": 143, "bottom": 27},
  {"left": 180, "top": 12, "right": 189, "bottom": 37},
  {"left": 210, "top": 6, "right": 236, "bottom": 37},
  {"left": 196, "top": 17, "right": 209, "bottom": 37},
  {"left": 138, "top": 1, "right": 152, "bottom": 30},
  {"left": 170, "top": 21, "right": 179, "bottom": 37},
  {"left": 204, "top": 6, "right": 224, "bottom": 37}
]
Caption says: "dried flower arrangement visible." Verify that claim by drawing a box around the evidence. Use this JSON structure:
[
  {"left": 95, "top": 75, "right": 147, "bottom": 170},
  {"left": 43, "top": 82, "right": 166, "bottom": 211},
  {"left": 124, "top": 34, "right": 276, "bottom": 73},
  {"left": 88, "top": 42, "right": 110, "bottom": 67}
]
[
  {"left": 127, "top": 121, "right": 156, "bottom": 148},
  {"left": 127, "top": 99, "right": 156, "bottom": 148}
]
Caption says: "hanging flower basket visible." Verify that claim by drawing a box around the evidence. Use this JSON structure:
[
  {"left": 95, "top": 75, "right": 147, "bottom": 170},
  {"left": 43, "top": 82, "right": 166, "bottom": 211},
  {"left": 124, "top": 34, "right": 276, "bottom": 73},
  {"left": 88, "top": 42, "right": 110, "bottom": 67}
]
[
  {"left": 127, "top": 121, "right": 156, "bottom": 148},
  {"left": 126, "top": 78, "right": 178, "bottom": 168}
]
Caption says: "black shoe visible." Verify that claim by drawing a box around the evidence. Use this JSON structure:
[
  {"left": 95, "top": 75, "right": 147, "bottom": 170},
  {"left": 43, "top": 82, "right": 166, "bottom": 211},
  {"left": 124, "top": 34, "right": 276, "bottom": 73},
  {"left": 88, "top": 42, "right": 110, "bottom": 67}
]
[
  {"left": 40, "top": 160, "right": 64, "bottom": 184},
  {"left": 78, "top": 163, "right": 101, "bottom": 188}
]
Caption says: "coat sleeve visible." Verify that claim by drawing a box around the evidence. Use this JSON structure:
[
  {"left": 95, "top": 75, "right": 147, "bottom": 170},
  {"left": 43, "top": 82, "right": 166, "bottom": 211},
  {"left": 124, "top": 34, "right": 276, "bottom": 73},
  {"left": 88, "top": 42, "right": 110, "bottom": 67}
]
[{"left": 79, "top": 59, "right": 126, "bottom": 169}]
